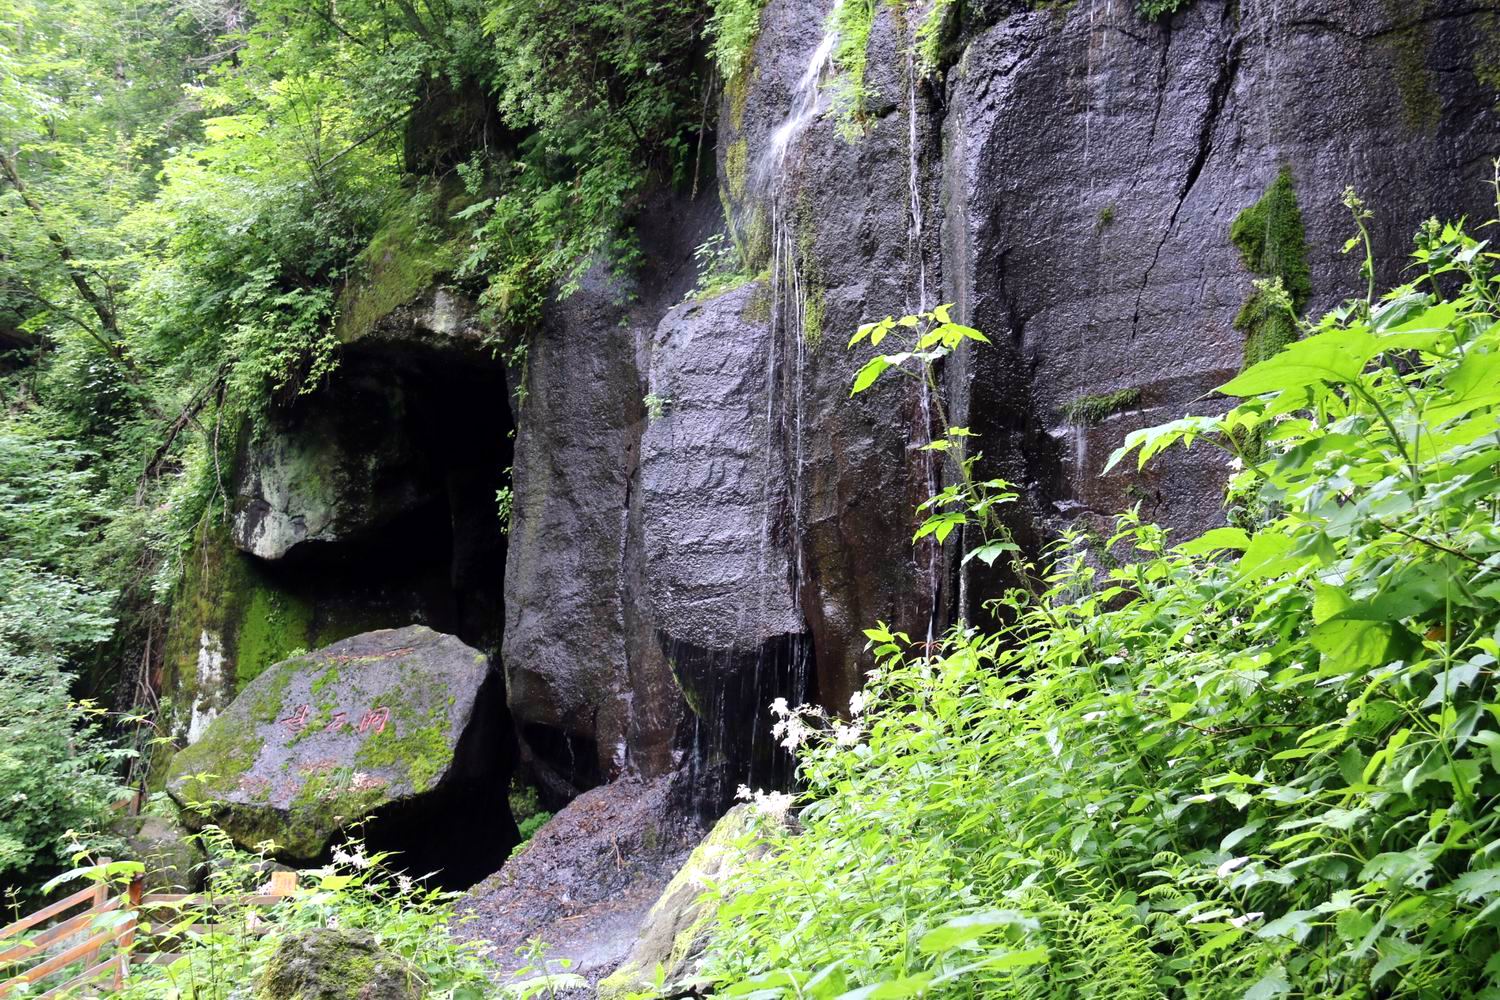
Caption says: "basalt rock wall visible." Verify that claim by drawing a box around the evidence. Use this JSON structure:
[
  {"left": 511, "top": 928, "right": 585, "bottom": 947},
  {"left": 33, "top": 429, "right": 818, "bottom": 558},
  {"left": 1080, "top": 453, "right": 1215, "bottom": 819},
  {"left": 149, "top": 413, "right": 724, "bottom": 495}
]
[{"left": 504, "top": 0, "right": 1500, "bottom": 803}]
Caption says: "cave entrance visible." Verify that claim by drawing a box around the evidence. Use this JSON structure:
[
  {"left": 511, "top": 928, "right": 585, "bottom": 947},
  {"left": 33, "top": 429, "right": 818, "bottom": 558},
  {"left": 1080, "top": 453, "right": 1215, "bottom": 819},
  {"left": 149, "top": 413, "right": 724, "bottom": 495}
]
[{"left": 250, "top": 345, "right": 519, "bottom": 888}]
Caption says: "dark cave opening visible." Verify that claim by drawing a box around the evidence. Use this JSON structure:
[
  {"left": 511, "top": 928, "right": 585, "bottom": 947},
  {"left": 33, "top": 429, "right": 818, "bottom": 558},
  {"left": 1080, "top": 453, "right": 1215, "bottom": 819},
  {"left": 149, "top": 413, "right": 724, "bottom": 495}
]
[{"left": 250, "top": 348, "right": 521, "bottom": 889}]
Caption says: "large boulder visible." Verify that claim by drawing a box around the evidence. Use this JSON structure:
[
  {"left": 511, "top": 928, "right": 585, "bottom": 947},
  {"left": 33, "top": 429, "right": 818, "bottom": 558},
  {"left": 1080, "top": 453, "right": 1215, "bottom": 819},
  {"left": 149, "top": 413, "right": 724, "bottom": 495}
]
[
  {"left": 255, "top": 928, "right": 424, "bottom": 1000},
  {"left": 117, "top": 812, "right": 204, "bottom": 894},
  {"left": 166, "top": 627, "right": 514, "bottom": 884}
]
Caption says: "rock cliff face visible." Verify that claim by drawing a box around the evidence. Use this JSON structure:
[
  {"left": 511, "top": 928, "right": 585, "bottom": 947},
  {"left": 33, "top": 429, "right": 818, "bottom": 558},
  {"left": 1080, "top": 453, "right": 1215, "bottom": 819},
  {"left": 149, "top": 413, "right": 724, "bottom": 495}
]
[
  {"left": 504, "top": 0, "right": 1500, "bottom": 804},
  {"left": 161, "top": 0, "right": 1500, "bottom": 826}
]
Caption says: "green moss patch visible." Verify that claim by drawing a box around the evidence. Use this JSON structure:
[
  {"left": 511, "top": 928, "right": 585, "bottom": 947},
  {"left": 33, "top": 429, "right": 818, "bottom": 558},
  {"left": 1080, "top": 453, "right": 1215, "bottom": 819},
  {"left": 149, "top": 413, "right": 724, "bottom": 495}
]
[
  {"left": 1230, "top": 167, "right": 1311, "bottom": 369},
  {"left": 335, "top": 189, "right": 461, "bottom": 344},
  {"left": 1379, "top": 1, "right": 1441, "bottom": 133},
  {"left": 1061, "top": 388, "right": 1142, "bottom": 426}
]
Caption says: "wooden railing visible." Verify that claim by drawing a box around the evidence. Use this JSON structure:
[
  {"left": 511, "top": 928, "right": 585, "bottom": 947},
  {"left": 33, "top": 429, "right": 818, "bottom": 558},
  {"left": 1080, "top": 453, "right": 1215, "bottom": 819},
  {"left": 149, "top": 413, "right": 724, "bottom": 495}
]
[{"left": 0, "top": 870, "right": 297, "bottom": 997}]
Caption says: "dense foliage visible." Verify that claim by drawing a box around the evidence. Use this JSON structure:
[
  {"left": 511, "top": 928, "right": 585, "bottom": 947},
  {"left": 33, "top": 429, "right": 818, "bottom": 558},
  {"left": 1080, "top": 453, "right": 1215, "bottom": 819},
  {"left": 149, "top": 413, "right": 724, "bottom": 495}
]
[{"left": 704, "top": 212, "right": 1500, "bottom": 998}]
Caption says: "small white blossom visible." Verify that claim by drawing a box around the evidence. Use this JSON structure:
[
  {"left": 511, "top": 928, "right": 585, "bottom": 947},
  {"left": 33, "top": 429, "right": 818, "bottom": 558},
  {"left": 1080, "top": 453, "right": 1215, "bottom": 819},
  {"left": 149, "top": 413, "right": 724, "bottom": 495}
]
[
  {"left": 849, "top": 690, "right": 867, "bottom": 716},
  {"left": 770, "top": 697, "right": 790, "bottom": 718},
  {"left": 833, "top": 723, "right": 861, "bottom": 747},
  {"left": 779, "top": 715, "right": 810, "bottom": 750},
  {"left": 736, "top": 784, "right": 753, "bottom": 802},
  {"left": 745, "top": 788, "right": 795, "bottom": 820}
]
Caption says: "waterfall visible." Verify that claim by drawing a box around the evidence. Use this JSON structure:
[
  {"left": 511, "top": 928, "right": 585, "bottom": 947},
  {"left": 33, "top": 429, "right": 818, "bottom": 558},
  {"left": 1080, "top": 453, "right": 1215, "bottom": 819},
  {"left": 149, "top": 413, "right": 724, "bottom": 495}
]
[
  {"left": 755, "top": 6, "right": 842, "bottom": 188},
  {"left": 903, "top": 32, "right": 942, "bottom": 646},
  {"left": 688, "top": 0, "right": 845, "bottom": 810}
]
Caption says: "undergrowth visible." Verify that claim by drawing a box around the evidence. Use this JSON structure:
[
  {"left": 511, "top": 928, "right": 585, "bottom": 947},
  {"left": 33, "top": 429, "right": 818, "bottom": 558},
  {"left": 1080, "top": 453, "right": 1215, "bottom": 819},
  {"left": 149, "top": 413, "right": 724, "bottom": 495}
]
[
  {"left": 44, "top": 831, "right": 501, "bottom": 999},
  {"left": 703, "top": 200, "right": 1500, "bottom": 998}
]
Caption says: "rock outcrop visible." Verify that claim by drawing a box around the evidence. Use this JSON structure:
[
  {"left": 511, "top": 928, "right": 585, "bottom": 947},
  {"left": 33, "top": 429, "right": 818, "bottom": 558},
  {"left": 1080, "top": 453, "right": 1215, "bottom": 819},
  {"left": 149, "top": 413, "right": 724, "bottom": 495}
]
[
  {"left": 166, "top": 627, "right": 514, "bottom": 885},
  {"left": 231, "top": 371, "right": 435, "bottom": 562},
  {"left": 255, "top": 928, "right": 425, "bottom": 1000},
  {"left": 158, "top": 0, "right": 1500, "bottom": 895},
  {"left": 598, "top": 804, "right": 773, "bottom": 999}
]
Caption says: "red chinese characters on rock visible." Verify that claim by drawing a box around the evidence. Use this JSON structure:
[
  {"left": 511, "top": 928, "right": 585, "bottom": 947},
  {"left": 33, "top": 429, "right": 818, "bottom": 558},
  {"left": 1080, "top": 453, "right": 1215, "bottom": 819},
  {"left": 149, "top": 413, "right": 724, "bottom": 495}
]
[
  {"left": 278, "top": 705, "right": 391, "bottom": 737},
  {"left": 357, "top": 707, "right": 390, "bottom": 735}
]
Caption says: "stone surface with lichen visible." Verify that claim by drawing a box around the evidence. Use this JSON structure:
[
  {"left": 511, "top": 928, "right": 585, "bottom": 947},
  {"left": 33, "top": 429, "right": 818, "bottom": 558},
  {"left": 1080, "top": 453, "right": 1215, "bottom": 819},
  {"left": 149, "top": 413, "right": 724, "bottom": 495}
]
[{"left": 166, "top": 626, "right": 503, "bottom": 863}]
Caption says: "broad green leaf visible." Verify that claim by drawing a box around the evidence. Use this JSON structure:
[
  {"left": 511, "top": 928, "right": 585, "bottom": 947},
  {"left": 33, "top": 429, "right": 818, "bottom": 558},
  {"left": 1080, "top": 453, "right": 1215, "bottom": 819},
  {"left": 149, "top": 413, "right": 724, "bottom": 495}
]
[
  {"left": 962, "top": 540, "right": 1018, "bottom": 566},
  {"left": 836, "top": 973, "right": 933, "bottom": 1000},
  {"left": 1178, "top": 526, "right": 1250, "bottom": 555},
  {"left": 1309, "top": 619, "right": 1396, "bottom": 673},
  {"left": 918, "top": 910, "right": 1036, "bottom": 953},
  {"left": 1245, "top": 968, "right": 1291, "bottom": 1000},
  {"left": 1217, "top": 327, "right": 1380, "bottom": 397},
  {"left": 851, "top": 356, "right": 891, "bottom": 395},
  {"left": 1237, "top": 531, "right": 1305, "bottom": 580},
  {"left": 1430, "top": 348, "right": 1500, "bottom": 422}
]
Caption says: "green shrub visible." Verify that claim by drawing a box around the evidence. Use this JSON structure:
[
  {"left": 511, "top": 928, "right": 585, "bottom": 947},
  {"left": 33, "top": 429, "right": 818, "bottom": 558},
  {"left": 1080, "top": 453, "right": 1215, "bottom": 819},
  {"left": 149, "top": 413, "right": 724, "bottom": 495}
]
[
  {"left": 1137, "top": 0, "right": 1194, "bottom": 19},
  {"left": 710, "top": 0, "right": 768, "bottom": 81},
  {"left": 830, "top": 0, "right": 877, "bottom": 139},
  {"left": 704, "top": 213, "right": 1500, "bottom": 997}
]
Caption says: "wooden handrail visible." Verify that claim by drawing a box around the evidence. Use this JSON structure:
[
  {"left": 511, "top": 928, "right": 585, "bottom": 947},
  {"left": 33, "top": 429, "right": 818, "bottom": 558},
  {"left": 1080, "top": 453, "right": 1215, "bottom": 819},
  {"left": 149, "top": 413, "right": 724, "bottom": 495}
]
[
  {"left": 0, "top": 898, "right": 122, "bottom": 967},
  {"left": 0, "top": 887, "right": 97, "bottom": 943},
  {"left": 37, "top": 956, "right": 120, "bottom": 999},
  {"left": 0, "top": 918, "right": 133, "bottom": 991},
  {"left": 0, "top": 867, "right": 299, "bottom": 995}
]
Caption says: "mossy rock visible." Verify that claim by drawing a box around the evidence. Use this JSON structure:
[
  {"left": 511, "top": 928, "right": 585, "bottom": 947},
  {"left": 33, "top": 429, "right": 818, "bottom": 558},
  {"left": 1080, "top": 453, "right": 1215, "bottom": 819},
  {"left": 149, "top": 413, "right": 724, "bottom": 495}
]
[
  {"left": 166, "top": 626, "right": 499, "bottom": 861},
  {"left": 255, "top": 928, "right": 425, "bottom": 1000},
  {"left": 335, "top": 190, "right": 459, "bottom": 346},
  {"left": 598, "top": 805, "right": 774, "bottom": 999}
]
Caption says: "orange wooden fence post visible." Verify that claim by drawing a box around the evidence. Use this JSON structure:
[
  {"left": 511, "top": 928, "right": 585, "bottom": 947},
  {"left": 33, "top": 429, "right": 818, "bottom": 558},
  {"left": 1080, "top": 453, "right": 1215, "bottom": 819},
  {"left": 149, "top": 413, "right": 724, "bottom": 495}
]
[
  {"left": 79, "top": 861, "right": 109, "bottom": 972},
  {"left": 113, "top": 875, "right": 143, "bottom": 988}
]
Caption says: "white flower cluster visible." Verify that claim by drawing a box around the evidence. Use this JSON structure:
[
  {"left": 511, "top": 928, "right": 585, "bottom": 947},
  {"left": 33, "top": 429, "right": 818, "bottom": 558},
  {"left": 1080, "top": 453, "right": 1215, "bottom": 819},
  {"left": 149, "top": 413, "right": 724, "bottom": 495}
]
[
  {"left": 332, "top": 844, "right": 372, "bottom": 870},
  {"left": 736, "top": 784, "right": 795, "bottom": 820},
  {"left": 768, "top": 693, "right": 868, "bottom": 751},
  {"left": 770, "top": 697, "right": 824, "bottom": 750}
]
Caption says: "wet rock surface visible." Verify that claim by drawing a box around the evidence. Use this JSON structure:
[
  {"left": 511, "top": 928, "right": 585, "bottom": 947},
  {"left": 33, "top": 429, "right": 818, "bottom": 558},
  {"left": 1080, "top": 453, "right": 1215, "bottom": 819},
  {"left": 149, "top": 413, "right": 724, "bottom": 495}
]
[
  {"left": 457, "top": 776, "right": 700, "bottom": 985},
  {"left": 942, "top": 0, "right": 1500, "bottom": 548},
  {"left": 599, "top": 804, "right": 775, "bottom": 999},
  {"left": 641, "top": 280, "right": 802, "bottom": 653},
  {"left": 166, "top": 626, "right": 514, "bottom": 884},
  {"left": 490, "top": 0, "right": 1500, "bottom": 813}
]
